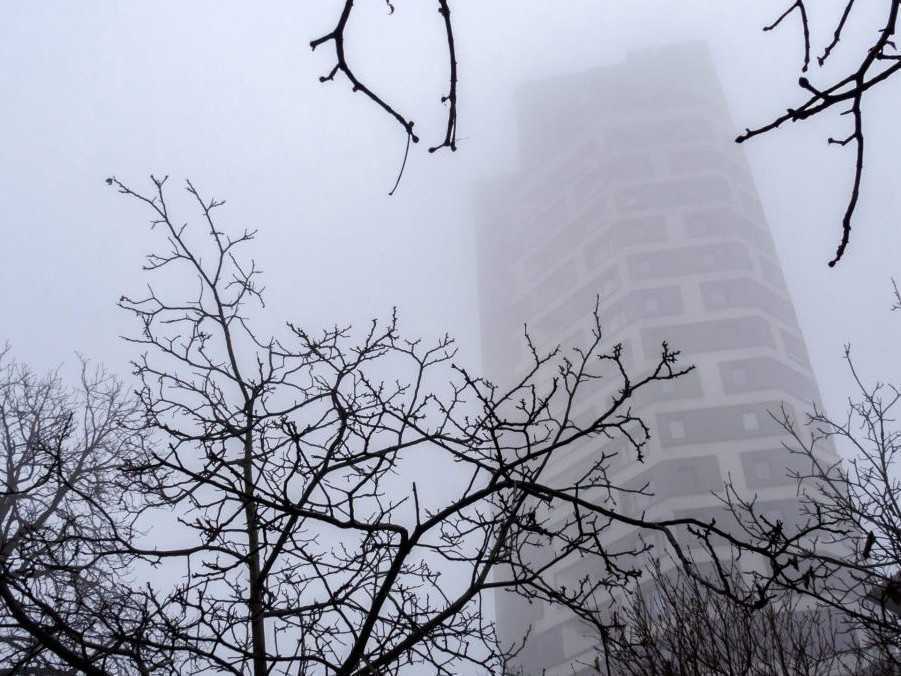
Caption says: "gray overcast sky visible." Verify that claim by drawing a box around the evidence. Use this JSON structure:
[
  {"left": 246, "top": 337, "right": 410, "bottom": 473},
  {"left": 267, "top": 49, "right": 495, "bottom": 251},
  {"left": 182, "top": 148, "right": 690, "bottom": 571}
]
[{"left": 2, "top": 1, "right": 900, "bottom": 421}]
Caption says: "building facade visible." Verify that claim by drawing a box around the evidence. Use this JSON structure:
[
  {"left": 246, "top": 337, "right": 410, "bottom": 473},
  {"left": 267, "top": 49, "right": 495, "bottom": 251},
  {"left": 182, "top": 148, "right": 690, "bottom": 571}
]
[{"left": 475, "top": 43, "right": 829, "bottom": 675}]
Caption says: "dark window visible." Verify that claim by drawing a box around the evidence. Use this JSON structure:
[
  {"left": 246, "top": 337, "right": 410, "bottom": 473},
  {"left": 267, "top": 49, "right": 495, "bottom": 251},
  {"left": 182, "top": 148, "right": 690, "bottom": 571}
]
[
  {"left": 700, "top": 277, "right": 797, "bottom": 326},
  {"left": 656, "top": 401, "right": 793, "bottom": 447},
  {"left": 628, "top": 241, "right": 752, "bottom": 281},
  {"left": 617, "top": 175, "right": 732, "bottom": 213},
  {"left": 642, "top": 315, "right": 774, "bottom": 357},
  {"left": 740, "top": 449, "right": 804, "bottom": 489},
  {"left": 719, "top": 356, "right": 818, "bottom": 401}
]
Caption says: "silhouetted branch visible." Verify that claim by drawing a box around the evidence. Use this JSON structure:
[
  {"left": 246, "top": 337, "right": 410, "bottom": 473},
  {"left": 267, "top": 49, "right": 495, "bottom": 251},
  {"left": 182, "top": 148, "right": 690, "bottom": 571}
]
[
  {"left": 763, "top": 1, "right": 811, "bottom": 73},
  {"left": 606, "top": 558, "right": 856, "bottom": 675},
  {"left": 820, "top": 0, "right": 857, "bottom": 66},
  {"left": 94, "top": 175, "right": 819, "bottom": 676},
  {"left": 428, "top": 1, "right": 458, "bottom": 155},
  {"left": 742, "top": 0, "right": 901, "bottom": 266},
  {"left": 0, "top": 350, "right": 166, "bottom": 675},
  {"left": 311, "top": 1, "right": 458, "bottom": 193},
  {"left": 720, "top": 290, "right": 901, "bottom": 669}
]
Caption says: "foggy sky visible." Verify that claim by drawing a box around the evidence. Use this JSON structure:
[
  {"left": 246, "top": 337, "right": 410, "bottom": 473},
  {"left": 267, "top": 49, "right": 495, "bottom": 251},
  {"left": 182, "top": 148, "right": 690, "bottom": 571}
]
[{"left": 2, "top": 0, "right": 901, "bottom": 435}]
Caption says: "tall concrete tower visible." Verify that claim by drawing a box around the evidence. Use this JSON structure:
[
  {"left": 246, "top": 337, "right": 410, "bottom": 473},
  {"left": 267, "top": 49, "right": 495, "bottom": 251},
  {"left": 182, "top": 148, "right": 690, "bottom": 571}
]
[{"left": 476, "top": 43, "right": 828, "bottom": 675}]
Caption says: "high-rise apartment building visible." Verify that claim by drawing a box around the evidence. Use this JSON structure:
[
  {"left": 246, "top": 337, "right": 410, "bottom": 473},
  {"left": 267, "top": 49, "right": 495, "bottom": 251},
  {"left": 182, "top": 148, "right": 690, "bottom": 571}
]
[{"left": 475, "top": 43, "right": 829, "bottom": 675}]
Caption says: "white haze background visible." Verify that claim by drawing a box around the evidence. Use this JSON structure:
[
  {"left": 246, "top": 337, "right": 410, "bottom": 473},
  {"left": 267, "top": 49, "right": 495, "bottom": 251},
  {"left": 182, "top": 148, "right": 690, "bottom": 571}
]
[
  {"left": 1, "top": 3, "right": 900, "bottom": 669},
  {"left": 2, "top": 2, "right": 900, "bottom": 403}
]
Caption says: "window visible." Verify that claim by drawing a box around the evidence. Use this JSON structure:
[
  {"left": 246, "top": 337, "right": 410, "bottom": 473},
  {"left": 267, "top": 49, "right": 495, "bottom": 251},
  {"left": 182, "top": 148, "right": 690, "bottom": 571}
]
[
  {"left": 676, "top": 464, "right": 699, "bottom": 492},
  {"left": 643, "top": 316, "right": 775, "bottom": 357},
  {"left": 645, "top": 297, "right": 659, "bottom": 314},
  {"left": 732, "top": 368, "right": 748, "bottom": 386},
  {"left": 742, "top": 412, "right": 760, "bottom": 432},
  {"left": 669, "top": 420, "right": 686, "bottom": 440},
  {"left": 753, "top": 460, "right": 772, "bottom": 480},
  {"left": 660, "top": 380, "right": 675, "bottom": 395},
  {"left": 658, "top": 402, "right": 784, "bottom": 448}
]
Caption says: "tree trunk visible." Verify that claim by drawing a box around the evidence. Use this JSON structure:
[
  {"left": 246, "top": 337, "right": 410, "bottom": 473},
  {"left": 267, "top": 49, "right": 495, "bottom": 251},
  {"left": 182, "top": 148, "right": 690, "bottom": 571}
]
[{"left": 242, "top": 426, "right": 267, "bottom": 676}]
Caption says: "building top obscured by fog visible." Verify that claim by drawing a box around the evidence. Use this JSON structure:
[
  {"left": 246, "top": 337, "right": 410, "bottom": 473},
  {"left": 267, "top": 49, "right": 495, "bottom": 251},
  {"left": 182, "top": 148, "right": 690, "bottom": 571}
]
[
  {"left": 514, "top": 43, "right": 732, "bottom": 166},
  {"left": 476, "top": 42, "right": 831, "bottom": 676}
]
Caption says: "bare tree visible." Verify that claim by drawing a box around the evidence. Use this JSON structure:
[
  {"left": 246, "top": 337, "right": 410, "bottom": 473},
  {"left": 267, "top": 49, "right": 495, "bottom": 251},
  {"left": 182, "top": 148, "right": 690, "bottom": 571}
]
[
  {"left": 715, "top": 281, "right": 901, "bottom": 672},
  {"left": 3, "top": 170, "right": 870, "bottom": 673},
  {"left": 606, "top": 558, "right": 856, "bottom": 676},
  {"left": 0, "top": 348, "right": 165, "bottom": 675},
  {"left": 86, "top": 174, "right": 817, "bottom": 676}
]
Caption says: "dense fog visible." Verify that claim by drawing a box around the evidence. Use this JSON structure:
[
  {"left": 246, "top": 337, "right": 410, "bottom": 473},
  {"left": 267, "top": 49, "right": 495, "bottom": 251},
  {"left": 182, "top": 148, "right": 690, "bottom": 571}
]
[
  {"left": 3, "top": 3, "right": 900, "bottom": 407},
  {"left": 2, "top": 3, "right": 901, "bottom": 675}
]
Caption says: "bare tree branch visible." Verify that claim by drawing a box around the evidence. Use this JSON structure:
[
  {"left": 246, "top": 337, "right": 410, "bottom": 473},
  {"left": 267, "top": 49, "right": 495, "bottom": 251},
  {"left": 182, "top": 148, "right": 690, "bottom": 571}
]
[
  {"left": 741, "top": 1, "right": 900, "bottom": 266},
  {"left": 311, "top": 1, "right": 458, "bottom": 194},
  {"left": 91, "top": 175, "right": 815, "bottom": 675}
]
